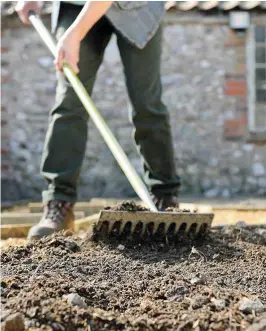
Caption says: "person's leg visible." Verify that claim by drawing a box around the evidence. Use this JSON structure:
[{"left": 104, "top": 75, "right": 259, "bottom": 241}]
[
  {"left": 41, "top": 4, "right": 113, "bottom": 204},
  {"left": 116, "top": 26, "right": 180, "bottom": 202},
  {"left": 29, "top": 6, "right": 113, "bottom": 239}
]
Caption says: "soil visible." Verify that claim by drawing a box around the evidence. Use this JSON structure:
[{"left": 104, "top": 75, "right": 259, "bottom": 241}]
[
  {"left": 1, "top": 221, "right": 266, "bottom": 330},
  {"left": 104, "top": 201, "right": 149, "bottom": 212}
]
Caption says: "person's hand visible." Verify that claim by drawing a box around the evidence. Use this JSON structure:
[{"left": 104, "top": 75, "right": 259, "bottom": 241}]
[
  {"left": 15, "top": 1, "right": 42, "bottom": 24},
  {"left": 55, "top": 30, "right": 81, "bottom": 74}
]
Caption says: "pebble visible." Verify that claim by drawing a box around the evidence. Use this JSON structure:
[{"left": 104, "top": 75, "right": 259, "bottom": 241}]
[
  {"left": 1, "top": 312, "right": 25, "bottom": 331},
  {"left": 238, "top": 298, "right": 264, "bottom": 314},
  {"left": 63, "top": 293, "right": 87, "bottom": 309},
  {"left": 190, "top": 275, "right": 206, "bottom": 285},
  {"left": 211, "top": 298, "right": 226, "bottom": 310},
  {"left": 191, "top": 295, "right": 209, "bottom": 309},
  {"left": 245, "top": 318, "right": 266, "bottom": 331},
  {"left": 117, "top": 244, "right": 125, "bottom": 251},
  {"left": 64, "top": 240, "right": 80, "bottom": 252},
  {"left": 255, "top": 228, "right": 266, "bottom": 237},
  {"left": 24, "top": 320, "right": 35, "bottom": 329},
  {"left": 166, "top": 285, "right": 189, "bottom": 301},
  {"left": 236, "top": 221, "right": 247, "bottom": 228}
]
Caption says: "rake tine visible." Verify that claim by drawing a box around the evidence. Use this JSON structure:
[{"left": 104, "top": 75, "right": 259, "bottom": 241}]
[
  {"left": 95, "top": 210, "right": 214, "bottom": 240},
  {"left": 195, "top": 223, "right": 202, "bottom": 234},
  {"left": 152, "top": 223, "right": 160, "bottom": 235},
  {"left": 140, "top": 223, "right": 146, "bottom": 237}
]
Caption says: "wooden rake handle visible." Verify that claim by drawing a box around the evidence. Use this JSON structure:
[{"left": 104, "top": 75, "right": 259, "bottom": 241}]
[{"left": 28, "top": 12, "right": 157, "bottom": 212}]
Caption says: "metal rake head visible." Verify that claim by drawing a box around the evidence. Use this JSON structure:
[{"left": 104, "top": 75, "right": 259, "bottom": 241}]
[{"left": 94, "top": 210, "right": 214, "bottom": 239}]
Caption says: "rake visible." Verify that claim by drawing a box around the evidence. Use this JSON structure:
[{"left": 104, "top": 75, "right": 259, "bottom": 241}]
[{"left": 28, "top": 13, "right": 214, "bottom": 240}]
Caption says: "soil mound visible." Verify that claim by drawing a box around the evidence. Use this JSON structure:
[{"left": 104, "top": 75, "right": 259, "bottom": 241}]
[{"left": 1, "top": 225, "right": 266, "bottom": 330}]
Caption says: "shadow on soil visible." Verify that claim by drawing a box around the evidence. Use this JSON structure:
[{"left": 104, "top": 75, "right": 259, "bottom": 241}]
[{"left": 93, "top": 230, "right": 246, "bottom": 264}]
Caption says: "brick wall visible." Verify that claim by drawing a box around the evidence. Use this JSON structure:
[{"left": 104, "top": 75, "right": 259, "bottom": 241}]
[
  {"left": 1, "top": 16, "right": 266, "bottom": 202},
  {"left": 224, "top": 30, "right": 248, "bottom": 140}
]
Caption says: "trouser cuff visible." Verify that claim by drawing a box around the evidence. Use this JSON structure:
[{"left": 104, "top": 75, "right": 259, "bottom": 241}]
[{"left": 42, "top": 190, "right": 77, "bottom": 205}]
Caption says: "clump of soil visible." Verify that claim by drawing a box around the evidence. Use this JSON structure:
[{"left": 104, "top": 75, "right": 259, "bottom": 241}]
[
  {"left": 104, "top": 200, "right": 197, "bottom": 213},
  {"left": 1, "top": 225, "right": 266, "bottom": 331},
  {"left": 104, "top": 200, "right": 149, "bottom": 212}
]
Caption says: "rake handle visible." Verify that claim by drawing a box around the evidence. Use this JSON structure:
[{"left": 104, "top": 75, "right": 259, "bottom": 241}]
[{"left": 28, "top": 12, "right": 158, "bottom": 212}]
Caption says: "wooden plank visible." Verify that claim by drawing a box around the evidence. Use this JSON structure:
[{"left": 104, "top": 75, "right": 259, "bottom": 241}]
[
  {"left": 1, "top": 224, "right": 33, "bottom": 239},
  {"left": 75, "top": 214, "right": 99, "bottom": 231},
  {"left": 1, "top": 214, "right": 99, "bottom": 239},
  {"left": 1, "top": 211, "right": 85, "bottom": 225},
  {"left": 212, "top": 205, "right": 266, "bottom": 211},
  {"left": 212, "top": 209, "right": 266, "bottom": 226},
  {"left": 2, "top": 206, "right": 265, "bottom": 239},
  {"left": 28, "top": 200, "right": 212, "bottom": 214},
  {"left": 28, "top": 199, "right": 126, "bottom": 214}
]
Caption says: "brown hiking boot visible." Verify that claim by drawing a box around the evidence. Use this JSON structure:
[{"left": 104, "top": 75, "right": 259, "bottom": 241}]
[
  {"left": 27, "top": 200, "right": 74, "bottom": 240},
  {"left": 152, "top": 194, "right": 179, "bottom": 211}
]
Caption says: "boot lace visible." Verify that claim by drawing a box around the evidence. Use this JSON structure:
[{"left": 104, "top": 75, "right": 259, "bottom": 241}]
[{"left": 44, "top": 200, "right": 73, "bottom": 223}]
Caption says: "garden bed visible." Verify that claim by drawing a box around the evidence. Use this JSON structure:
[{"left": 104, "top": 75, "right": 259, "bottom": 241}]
[{"left": 1, "top": 224, "right": 266, "bottom": 330}]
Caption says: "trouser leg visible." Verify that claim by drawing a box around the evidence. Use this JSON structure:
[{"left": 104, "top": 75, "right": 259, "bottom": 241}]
[
  {"left": 41, "top": 4, "right": 113, "bottom": 203},
  {"left": 116, "top": 26, "right": 180, "bottom": 196}
]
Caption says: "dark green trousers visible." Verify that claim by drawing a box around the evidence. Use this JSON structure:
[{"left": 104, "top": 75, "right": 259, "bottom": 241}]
[{"left": 41, "top": 3, "right": 180, "bottom": 203}]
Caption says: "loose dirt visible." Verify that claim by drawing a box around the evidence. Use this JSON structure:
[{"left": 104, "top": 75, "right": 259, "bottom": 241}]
[{"left": 1, "top": 222, "right": 266, "bottom": 330}]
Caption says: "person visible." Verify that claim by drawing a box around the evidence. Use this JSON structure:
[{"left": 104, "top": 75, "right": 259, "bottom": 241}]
[{"left": 16, "top": 1, "right": 181, "bottom": 240}]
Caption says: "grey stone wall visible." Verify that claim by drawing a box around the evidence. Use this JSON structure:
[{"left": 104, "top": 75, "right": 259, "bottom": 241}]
[{"left": 1, "top": 18, "right": 266, "bottom": 202}]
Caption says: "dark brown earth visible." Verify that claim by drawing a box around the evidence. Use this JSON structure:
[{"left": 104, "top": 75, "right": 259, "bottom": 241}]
[{"left": 1, "top": 221, "right": 266, "bottom": 330}]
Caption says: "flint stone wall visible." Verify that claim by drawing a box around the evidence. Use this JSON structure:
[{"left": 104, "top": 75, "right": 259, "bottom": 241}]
[{"left": 1, "top": 16, "right": 266, "bottom": 201}]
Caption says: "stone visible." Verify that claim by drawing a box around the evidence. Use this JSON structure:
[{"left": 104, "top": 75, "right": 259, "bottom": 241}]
[
  {"left": 1, "top": 312, "right": 25, "bottom": 331},
  {"left": 208, "top": 158, "right": 219, "bottom": 167},
  {"left": 187, "top": 164, "right": 198, "bottom": 175},
  {"left": 200, "top": 60, "right": 211, "bottom": 68},
  {"left": 236, "top": 221, "right": 247, "bottom": 228},
  {"left": 204, "top": 188, "right": 220, "bottom": 198},
  {"left": 63, "top": 293, "right": 87, "bottom": 309},
  {"left": 230, "top": 166, "right": 240, "bottom": 175},
  {"left": 37, "top": 56, "right": 53, "bottom": 68},
  {"left": 238, "top": 298, "right": 264, "bottom": 314},
  {"left": 258, "top": 177, "right": 266, "bottom": 188},
  {"left": 221, "top": 189, "right": 231, "bottom": 198},
  {"left": 64, "top": 240, "right": 80, "bottom": 252},
  {"left": 165, "top": 285, "right": 189, "bottom": 301},
  {"left": 24, "top": 320, "right": 35, "bottom": 329},
  {"left": 191, "top": 295, "right": 209, "bottom": 309},
  {"left": 211, "top": 298, "right": 226, "bottom": 310},
  {"left": 243, "top": 144, "right": 253, "bottom": 152},
  {"left": 0, "top": 310, "right": 12, "bottom": 322},
  {"left": 255, "top": 228, "right": 266, "bottom": 237},
  {"left": 162, "top": 73, "right": 182, "bottom": 85},
  {"left": 201, "top": 178, "right": 213, "bottom": 190},
  {"left": 253, "top": 163, "right": 265, "bottom": 177},
  {"left": 258, "top": 188, "right": 266, "bottom": 196},
  {"left": 233, "top": 150, "right": 243, "bottom": 158},
  {"left": 117, "top": 244, "right": 125, "bottom": 251},
  {"left": 190, "top": 275, "right": 206, "bottom": 285},
  {"left": 245, "top": 318, "right": 266, "bottom": 331},
  {"left": 246, "top": 177, "right": 257, "bottom": 186},
  {"left": 104, "top": 36, "right": 121, "bottom": 64}
]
